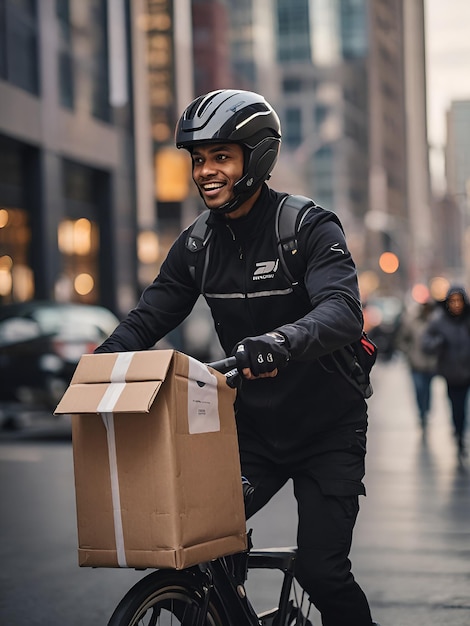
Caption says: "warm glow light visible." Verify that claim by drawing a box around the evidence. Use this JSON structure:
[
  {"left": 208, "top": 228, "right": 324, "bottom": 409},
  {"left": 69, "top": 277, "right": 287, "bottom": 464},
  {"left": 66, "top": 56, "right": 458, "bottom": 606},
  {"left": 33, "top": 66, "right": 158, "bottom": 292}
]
[
  {"left": 429, "top": 276, "right": 450, "bottom": 301},
  {"left": 58, "top": 218, "right": 93, "bottom": 255},
  {"left": 0, "top": 208, "right": 8, "bottom": 228},
  {"left": 0, "top": 255, "right": 13, "bottom": 269},
  {"left": 138, "top": 231, "right": 160, "bottom": 264},
  {"left": 58, "top": 220, "right": 74, "bottom": 254},
  {"left": 379, "top": 252, "right": 399, "bottom": 274},
  {"left": 74, "top": 273, "right": 94, "bottom": 295},
  {"left": 411, "top": 283, "right": 430, "bottom": 303},
  {"left": 358, "top": 270, "right": 380, "bottom": 299},
  {"left": 12, "top": 264, "right": 34, "bottom": 301},
  {"left": 155, "top": 147, "right": 189, "bottom": 202},
  {"left": 74, "top": 218, "right": 92, "bottom": 255},
  {"left": 0, "top": 268, "right": 12, "bottom": 296}
]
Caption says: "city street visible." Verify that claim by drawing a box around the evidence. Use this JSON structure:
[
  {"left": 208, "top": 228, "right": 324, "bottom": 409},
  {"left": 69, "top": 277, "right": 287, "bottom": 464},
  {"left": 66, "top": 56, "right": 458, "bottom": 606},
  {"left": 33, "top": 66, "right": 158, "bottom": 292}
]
[{"left": 0, "top": 356, "right": 469, "bottom": 625}]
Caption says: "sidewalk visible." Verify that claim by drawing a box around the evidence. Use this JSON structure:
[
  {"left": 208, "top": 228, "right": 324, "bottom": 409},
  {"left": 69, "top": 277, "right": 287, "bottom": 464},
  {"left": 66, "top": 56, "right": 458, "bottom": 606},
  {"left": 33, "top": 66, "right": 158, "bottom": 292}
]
[{"left": 352, "top": 356, "right": 470, "bottom": 626}]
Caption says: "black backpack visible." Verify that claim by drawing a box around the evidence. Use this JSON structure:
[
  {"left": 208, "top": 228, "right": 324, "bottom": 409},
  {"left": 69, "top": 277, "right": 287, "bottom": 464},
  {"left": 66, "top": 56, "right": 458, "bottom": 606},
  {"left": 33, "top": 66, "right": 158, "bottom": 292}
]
[{"left": 186, "top": 194, "right": 377, "bottom": 398}]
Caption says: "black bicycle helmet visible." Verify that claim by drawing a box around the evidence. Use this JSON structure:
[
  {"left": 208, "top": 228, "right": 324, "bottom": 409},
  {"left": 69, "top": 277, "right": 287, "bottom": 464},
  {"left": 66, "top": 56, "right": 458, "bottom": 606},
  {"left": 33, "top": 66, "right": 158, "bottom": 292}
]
[{"left": 175, "top": 89, "right": 281, "bottom": 213}]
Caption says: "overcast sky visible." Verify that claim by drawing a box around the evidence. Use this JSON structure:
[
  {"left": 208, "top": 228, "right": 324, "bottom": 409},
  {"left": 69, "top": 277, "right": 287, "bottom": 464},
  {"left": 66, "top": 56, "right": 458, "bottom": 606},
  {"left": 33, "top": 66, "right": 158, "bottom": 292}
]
[{"left": 425, "top": 0, "right": 470, "bottom": 191}]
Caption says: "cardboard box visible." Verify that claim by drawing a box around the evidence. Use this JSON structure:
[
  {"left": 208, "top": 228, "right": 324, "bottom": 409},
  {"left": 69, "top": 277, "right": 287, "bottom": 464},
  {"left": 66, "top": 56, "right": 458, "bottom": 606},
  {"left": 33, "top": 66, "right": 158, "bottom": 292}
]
[{"left": 55, "top": 349, "right": 247, "bottom": 569}]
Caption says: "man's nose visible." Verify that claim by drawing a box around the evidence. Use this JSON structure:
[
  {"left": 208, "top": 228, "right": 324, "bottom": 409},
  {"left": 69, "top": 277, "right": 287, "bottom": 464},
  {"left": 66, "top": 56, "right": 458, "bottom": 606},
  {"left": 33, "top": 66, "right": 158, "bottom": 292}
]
[{"left": 200, "top": 160, "right": 217, "bottom": 176}]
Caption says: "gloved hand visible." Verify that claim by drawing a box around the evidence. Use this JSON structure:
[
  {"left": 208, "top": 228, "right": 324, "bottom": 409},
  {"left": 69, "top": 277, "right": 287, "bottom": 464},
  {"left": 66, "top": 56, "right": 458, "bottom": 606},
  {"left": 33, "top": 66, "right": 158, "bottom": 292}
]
[{"left": 233, "top": 332, "right": 290, "bottom": 377}]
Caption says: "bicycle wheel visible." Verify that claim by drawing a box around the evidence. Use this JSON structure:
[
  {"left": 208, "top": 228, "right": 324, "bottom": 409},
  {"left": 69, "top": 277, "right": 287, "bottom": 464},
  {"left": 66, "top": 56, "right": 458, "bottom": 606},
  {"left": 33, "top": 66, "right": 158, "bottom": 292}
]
[{"left": 107, "top": 569, "right": 227, "bottom": 626}]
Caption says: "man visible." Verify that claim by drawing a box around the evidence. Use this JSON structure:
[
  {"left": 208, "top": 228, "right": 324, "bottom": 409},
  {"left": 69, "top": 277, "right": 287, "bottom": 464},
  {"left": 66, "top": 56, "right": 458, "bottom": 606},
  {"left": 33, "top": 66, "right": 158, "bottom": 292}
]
[
  {"left": 422, "top": 285, "right": 470, "bottom": 460},
  {"left": 95, "top": 90, "right": 379, "bottom": 626},
  {"left": 397, "top": 298, "right": 437, "bottom": 438}
]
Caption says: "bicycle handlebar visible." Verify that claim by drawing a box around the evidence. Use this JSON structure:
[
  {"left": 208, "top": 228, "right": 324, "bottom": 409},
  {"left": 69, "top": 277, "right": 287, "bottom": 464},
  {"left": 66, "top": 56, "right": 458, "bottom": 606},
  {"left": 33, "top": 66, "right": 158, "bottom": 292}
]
[{"left": 206, "top": 356, "right": 240, "bottom": 389}]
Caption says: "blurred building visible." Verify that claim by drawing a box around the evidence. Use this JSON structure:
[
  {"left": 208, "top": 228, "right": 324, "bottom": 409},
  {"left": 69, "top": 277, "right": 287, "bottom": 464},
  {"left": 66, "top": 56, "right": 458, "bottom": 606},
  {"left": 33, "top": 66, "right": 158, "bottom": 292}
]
[
  {"left": 221, "top": 0, "right": 432, "bottom": 295},
  {"left": 402, "top": 0, "right": 434, "bottom": 284},
  {"left": 191, "top": 0, "right": 234, "bottom": 95},
  {"left": 0, "top": 0, "right": 436, "bottom": 318},
  {"left": 444, "top": 99, "right": 470, "bottom": 286},
  {"left": 0, "top": 0, "right": 154, "bottom": 316},
  {"left": 445, "top": 100, "right": 470, "bottom": 200},
  {"left": 433, "top": 193, "right": 463, "bottom": 283}
]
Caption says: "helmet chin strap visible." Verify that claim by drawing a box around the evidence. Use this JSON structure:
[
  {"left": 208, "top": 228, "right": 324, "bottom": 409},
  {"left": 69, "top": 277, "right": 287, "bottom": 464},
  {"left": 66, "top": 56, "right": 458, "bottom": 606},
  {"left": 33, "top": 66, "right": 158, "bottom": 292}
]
[
  {"left": 203, "top": 176, "right": 268, "bottom": 215},
  {"left": 212, "top": 189, "right": 260, "bottom": 215}
]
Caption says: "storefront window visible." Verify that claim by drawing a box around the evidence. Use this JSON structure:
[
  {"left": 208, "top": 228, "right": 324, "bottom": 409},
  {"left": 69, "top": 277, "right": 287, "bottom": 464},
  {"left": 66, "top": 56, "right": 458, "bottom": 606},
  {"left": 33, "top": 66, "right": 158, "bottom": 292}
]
[
  {"left": 56, "top": 215, "right": 100, "bottom": 303},
  {"left": 57, "top": 159, "right": 102, "bottom": 304},
  {"left": 0, "top": 206, "right": 34, "bottom": 303}
]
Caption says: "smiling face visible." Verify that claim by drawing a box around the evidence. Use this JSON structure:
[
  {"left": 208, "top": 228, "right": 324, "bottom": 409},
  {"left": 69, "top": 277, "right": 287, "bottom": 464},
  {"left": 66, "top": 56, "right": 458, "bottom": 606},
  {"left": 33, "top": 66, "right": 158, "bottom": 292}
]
[{"left": 191, "top": 143, "right": 261, "bottom": 218}]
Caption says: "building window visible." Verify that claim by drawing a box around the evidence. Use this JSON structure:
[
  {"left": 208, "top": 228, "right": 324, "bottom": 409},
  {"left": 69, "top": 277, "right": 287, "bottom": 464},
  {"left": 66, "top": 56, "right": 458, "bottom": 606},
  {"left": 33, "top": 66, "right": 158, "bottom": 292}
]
[
  {"left": 55, "top": 0, "right": 110, "bottom": 122},
  {"left": 284, "top": 107, "right": 302, "bottom": 147},
  {"left": 89, "top": 0, "right": 110, "bottom": 121},
  {"left": 283, "top": 78, "right": 302, "bottom": 93},
  {"left": 0, "top": 207, "right": 33, "bottom": 303},
  {"left": 56, "top": 0, "right": 75, "bottom": 109},
  {"left": 276, "top": 0, "right": 311, "bottom": 62},
  {"left": 0, "top": 135, "right": 35, "bottom": 303},
  {"left": 340, "top": 0, "right": 368, "bottom": 60},
  {"left": 0, "top": 0, "right": 39, "bottom": 94},
  {"left": 59, "top": 159, "right": 102, "bottom": 303},
  {"left": 312, "top": 145, "right": 334, "bottom": 208}
]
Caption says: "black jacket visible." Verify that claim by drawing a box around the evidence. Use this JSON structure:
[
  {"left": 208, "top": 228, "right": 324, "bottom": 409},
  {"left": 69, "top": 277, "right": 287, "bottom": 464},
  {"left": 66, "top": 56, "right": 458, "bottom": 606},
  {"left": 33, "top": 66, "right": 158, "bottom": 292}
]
[
  {"left": 96, "top": 184, "right": 366, "bottom": 456},
  {"left": 422, "top": 286, "right": 470, "bottom": 386}
]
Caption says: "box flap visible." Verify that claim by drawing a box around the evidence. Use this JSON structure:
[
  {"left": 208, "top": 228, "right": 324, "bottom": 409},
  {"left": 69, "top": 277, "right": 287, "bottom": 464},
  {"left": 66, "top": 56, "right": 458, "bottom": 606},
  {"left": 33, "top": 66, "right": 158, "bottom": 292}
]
[
  {"left": 70, "top": 350, "right": 175, "bottom": 384},
  {"left": 55, "top": 381, "right": 163, "bottom": 414}
]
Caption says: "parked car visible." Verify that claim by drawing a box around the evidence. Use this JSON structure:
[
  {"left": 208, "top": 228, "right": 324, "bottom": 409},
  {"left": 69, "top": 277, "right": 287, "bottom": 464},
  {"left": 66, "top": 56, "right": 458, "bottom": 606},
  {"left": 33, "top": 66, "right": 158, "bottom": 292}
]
[{"left": 0, "top": 301, "right": 119, "bottom": 411}]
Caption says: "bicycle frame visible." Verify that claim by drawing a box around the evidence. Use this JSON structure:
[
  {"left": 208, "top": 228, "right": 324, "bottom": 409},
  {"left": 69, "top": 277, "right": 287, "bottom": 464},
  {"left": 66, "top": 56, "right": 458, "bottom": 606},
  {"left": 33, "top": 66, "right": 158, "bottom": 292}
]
[{"left": 192, "top": 546, "right": 299, "bottom": 626}]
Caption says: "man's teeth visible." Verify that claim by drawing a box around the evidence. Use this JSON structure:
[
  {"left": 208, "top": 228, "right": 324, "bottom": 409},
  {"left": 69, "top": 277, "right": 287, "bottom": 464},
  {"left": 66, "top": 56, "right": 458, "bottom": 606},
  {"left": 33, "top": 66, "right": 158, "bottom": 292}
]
[{"left": 203, "top": 183, "right": 224, "bottom": 190}]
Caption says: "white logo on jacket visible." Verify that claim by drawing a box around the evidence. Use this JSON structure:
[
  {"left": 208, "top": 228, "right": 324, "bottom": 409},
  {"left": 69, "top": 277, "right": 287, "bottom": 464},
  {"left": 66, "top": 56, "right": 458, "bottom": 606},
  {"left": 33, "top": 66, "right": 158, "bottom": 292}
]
[
  {"left": 253, "top": 260, "right": 279, "bottom": 281},
  {"left": 330, "top": 242, "right": 345, "bottom": 254}
]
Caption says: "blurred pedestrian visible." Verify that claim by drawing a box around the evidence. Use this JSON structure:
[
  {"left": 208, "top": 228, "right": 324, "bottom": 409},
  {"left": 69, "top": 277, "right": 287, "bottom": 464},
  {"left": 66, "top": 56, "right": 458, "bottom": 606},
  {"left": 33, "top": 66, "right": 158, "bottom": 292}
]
[
  {"left": 422, "top": 286, "right": 470, "bottom": 459},
  {"left": 397, "top": 298, "right": 437, "bottom": 438}
]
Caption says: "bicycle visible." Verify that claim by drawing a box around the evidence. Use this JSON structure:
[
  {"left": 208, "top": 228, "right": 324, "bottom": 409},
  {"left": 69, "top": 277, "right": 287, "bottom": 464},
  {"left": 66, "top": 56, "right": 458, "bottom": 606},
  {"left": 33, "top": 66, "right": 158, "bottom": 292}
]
[{"left": 107, "top": 356, "right": 314, "bottom": 626}]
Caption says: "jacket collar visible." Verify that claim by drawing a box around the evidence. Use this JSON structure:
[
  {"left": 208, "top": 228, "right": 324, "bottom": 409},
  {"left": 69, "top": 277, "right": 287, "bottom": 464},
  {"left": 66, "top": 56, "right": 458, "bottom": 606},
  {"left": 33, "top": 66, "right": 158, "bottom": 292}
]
[{"left": 207, "top": 183, "right": 278, "bottom": 241}]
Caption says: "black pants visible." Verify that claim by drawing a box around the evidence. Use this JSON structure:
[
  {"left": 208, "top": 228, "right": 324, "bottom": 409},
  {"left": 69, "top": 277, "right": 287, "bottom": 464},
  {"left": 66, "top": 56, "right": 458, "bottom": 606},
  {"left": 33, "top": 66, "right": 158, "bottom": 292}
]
[
  {"left": 446, "top": 381, "right": 469, "bottom": 442},
  {"left": 242, "top": 457, "right": 373, "bottom": 626}
]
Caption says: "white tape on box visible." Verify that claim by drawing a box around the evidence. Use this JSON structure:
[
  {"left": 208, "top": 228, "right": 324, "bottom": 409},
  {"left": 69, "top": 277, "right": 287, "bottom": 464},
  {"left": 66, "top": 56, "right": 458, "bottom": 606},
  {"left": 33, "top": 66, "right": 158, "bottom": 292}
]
[
  {"left": 98, "top": 352, "right": 136, "bottom": 568},
  {"left": 101, "top": 411, "right": 127, "bottom": 567}
]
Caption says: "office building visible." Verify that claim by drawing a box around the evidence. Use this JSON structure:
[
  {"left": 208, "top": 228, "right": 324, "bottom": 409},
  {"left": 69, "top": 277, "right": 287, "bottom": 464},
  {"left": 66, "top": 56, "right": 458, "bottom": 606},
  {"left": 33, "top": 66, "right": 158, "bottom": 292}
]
[
  {"left": 444, "top": 99, "right": 470, "bottom": 285},
  {"left": 0, "top": 0, "right": 155, "bottom": 315}
]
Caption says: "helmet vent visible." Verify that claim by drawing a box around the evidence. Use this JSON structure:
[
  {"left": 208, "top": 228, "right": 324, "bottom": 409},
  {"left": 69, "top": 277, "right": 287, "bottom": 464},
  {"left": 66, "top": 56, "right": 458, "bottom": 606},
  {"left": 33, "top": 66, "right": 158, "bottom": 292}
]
[{"left": 192, "top": 90, "right": 225, "bottom": 120}]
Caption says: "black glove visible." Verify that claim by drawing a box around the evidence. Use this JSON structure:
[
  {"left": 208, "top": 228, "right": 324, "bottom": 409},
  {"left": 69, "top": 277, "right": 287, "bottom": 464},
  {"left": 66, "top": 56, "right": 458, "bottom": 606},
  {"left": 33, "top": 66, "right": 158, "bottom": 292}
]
[{"left": 233, "top": 332, "right": 290, "bottom": 377}]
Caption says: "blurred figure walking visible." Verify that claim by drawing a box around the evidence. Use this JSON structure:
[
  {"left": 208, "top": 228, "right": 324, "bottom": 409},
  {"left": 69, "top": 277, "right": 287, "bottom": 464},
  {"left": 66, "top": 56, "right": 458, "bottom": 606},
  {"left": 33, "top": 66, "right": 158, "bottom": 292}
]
[
  {"left": 397, "top": 298, "right": 437, "bottom": 437},
  {"left": 422, "top": 286, "right": 470, "bottom": 460}
]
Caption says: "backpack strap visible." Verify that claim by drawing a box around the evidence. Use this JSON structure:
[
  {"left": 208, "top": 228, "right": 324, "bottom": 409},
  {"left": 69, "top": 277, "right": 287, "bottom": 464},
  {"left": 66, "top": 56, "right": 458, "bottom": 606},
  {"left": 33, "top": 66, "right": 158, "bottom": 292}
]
[
  {"left": 275, "top": 194, "right": 316, "bottom": 285},
  {"left": 186, "top": 210, "right": 212, "bottom": 253},
  {"left": 185, "top": 210, "right": 212, "bottom": 291},
  {"left": 276, "top": 195, "right": 375, "bottom": 398}
]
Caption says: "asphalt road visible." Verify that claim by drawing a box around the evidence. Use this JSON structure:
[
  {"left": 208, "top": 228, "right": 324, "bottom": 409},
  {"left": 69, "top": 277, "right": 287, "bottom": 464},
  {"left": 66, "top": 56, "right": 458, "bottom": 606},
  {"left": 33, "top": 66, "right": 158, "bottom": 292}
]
[{"left": 0, "top": 356, "right": 469, "bottom": 625}]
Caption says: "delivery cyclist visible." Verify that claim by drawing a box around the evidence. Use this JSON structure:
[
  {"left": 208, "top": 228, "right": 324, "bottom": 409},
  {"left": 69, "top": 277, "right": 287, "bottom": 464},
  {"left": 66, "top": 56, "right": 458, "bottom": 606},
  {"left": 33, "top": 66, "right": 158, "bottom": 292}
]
[{"left": 95, "top": 90, "right": 380, "bottom": 626}]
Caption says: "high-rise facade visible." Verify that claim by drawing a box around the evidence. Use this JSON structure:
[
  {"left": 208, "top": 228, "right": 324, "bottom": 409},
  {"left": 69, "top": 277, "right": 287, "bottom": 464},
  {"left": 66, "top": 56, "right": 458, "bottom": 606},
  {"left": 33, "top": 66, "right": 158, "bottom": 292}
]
[
  {"left": 0, "top": 0, "right": 435, "bottom": 313},
  {"left": 225, "top": 0, "right": 425, "bottom": 293},
  {"left": 444, "top": 100, "right": 470, "bottom": 285},
  {"left": 0, "top": 0, "right": 150, "bottom": 314}
]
